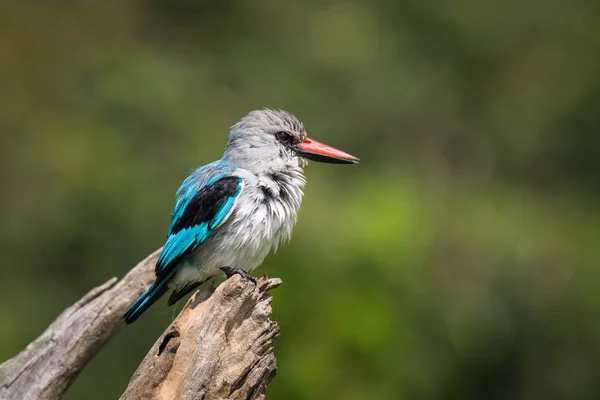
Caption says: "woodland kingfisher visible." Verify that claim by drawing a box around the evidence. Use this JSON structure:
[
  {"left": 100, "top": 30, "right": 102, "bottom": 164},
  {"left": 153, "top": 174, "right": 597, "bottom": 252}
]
[{"left": 124, "top": 109, "right": 359, "bottom": 324}]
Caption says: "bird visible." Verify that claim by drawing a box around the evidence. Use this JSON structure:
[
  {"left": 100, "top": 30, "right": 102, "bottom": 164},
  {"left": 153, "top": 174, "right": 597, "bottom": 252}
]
[{"left": 124, "top": 109, "right": 359, "bottom": 324}]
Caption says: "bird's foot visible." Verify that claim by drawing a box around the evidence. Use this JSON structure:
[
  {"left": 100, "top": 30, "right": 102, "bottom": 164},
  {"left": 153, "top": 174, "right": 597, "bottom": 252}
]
[{"left": 220, "top": 266, "right": 257, "bottom": 285}]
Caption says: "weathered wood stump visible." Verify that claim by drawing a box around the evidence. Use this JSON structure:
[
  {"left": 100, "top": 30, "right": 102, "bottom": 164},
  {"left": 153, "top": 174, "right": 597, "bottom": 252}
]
[{"left": 0, "top": 249, "right": 281, "bottom": 400}]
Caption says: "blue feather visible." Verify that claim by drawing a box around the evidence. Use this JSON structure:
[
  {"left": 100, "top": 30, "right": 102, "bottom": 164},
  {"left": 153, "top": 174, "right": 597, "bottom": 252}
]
[
  {"left": 210, "top": 194, "right": 238, "bottom": 229},
  {"left": 124, "top": 163, "right": 244, "bottom": 324},
  {"left": 123, "top": 269, "right": 176, "bottom": 324},
  {"left": 169, "top": 161, "right": 237, "bottom": 234},
  {"left": 155, "top": 175, "right": 243, "bottom": 276}
]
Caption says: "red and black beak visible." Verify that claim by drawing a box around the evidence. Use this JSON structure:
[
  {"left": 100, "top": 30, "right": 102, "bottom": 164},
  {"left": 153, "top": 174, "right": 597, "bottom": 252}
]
[{"left": 295, "top": 138, "right": 359, "bottom": 164}]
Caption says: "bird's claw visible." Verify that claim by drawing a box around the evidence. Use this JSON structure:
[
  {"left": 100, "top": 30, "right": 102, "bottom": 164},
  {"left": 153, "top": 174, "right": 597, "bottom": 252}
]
[{"left": 220, "top": 266, "right": 257, "bottom": 284}]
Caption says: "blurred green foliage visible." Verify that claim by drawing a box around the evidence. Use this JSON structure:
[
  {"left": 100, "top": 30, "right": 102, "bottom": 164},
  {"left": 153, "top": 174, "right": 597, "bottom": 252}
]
[{"left": 1, "top": 0, "right": 600, "bottom": 399}]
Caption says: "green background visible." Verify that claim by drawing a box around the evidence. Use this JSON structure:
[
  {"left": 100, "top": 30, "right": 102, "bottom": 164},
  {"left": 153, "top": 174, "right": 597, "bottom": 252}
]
[{"left": 1, "top": 1, "right": 600, "bottom": 399}]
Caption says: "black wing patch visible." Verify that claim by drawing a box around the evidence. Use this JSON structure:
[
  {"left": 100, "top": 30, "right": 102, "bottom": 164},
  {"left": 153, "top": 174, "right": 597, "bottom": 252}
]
[
  {"left": 170, "top": 176, "right": 242, "bottom": 235},
  {"left": 154, "top": 176, "right": 243, "bottom": 277}
]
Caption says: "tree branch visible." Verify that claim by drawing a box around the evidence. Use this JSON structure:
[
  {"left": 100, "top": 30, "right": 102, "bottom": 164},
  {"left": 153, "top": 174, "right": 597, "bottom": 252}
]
[
  {"left": 0, "top": 249, "right": 281, "bottom": 400},
  {"left": 0, "top": 249, "right": 160, "bottom": 400},
  {"left": 120, "top": 276, "right": 281, "bottom": 400}
]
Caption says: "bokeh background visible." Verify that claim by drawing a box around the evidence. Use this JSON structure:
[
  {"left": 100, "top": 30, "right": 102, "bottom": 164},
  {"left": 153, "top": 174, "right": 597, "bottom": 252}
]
[{"left": 2, "top": 1, "right": 600, "bottom": 399}]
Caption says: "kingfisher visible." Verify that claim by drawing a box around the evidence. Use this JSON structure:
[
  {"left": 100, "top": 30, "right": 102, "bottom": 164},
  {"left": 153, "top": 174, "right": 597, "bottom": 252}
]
[{"left": 124, "top": 109, "right": 359, "bottom": 324}]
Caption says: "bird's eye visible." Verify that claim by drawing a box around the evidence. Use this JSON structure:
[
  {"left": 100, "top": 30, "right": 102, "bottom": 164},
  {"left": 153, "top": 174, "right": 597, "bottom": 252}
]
[{"left": 275, "top": 131, "right": 293, "bottom": 144}]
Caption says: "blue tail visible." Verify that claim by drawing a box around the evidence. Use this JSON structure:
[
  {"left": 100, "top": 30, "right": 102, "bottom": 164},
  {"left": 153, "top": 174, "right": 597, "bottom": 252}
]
[{"left": 124, "top": 276, "right": 172, "bottom": 324}]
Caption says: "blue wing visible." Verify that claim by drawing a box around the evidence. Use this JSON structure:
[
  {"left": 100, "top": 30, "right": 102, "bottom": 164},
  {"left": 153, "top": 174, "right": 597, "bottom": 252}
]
[
  {"left": 124, "top": 166, "right": 243, "bottom": 324},
  {"left": 155, "top": 174, "right": 244, "bottom": 278}
]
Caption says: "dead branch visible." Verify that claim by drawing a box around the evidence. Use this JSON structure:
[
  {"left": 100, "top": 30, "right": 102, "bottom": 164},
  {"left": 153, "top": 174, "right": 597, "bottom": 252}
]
[
  {"left": 0, "top": 248, "right": 281, "bottom": 400},
  {"left": 0, "top": 249, "right": 160, "bottom": 400},
  {"left": 120, "top": 276, "right": 281, "bottom": 400}
]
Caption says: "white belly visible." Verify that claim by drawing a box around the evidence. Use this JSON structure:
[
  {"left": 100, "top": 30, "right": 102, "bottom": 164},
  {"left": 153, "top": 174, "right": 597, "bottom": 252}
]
[{"left": 171, "top": 171, "right": 303, "bottom": 289}]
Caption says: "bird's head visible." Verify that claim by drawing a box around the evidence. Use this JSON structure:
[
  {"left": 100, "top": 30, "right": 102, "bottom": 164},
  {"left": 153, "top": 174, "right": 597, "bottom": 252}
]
[{"left": 223, "top": 109, "right": 359, "bottom": 173}]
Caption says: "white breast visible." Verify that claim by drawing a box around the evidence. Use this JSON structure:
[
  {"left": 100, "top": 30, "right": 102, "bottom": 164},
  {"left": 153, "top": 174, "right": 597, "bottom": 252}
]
[{"left": 172, "top": 167, "right": 305, "bottom": 288}]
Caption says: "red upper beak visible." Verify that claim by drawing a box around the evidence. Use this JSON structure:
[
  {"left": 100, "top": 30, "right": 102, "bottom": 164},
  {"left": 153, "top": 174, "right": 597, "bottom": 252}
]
[{"left": 296, "top": 138, "right": 360, "bottom": 164}]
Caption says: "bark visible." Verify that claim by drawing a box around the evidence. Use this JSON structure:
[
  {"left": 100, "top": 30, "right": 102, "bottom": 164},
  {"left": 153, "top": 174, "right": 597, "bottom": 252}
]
[
  {"left": 0, "top": 249, "right": 281, "bottom": 400},
  {"left": 120, "top": 276, "right": 281, "bottom": 400}
]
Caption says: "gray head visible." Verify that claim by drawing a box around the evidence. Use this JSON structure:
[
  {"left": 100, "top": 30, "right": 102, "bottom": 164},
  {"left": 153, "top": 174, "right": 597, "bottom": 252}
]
[{"left": 223, "top": 109, "right": 359, "bottom": 173}]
